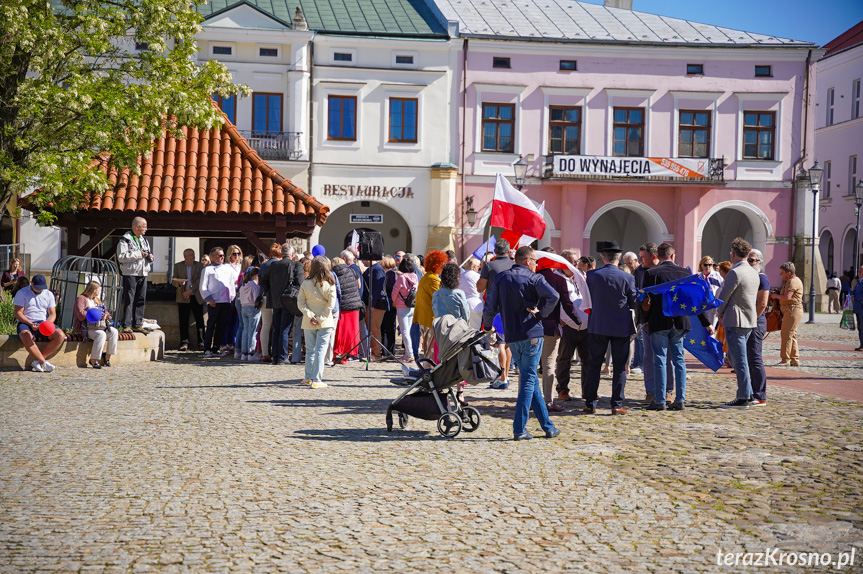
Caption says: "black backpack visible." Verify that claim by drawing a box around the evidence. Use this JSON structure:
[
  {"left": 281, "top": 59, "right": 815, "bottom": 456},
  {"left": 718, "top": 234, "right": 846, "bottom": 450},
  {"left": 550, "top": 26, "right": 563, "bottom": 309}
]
[{"left": 403, "top": 285, "right": 416, "bottom": 308}]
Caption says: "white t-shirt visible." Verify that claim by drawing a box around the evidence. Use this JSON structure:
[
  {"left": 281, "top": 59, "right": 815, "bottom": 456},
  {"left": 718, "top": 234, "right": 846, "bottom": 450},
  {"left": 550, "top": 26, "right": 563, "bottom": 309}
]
[{"left": 13, "top": 286, "right": 56, "bottom": 323}]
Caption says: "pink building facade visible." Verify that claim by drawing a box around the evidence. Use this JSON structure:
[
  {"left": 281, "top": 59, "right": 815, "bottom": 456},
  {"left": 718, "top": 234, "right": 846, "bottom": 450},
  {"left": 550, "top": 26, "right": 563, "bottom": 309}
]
[
  {"left": 437, "top": 0, "right": 819, "bottom": 281},
  {"left": 815, "top": 21, "right": 863, "bottom": 279}
]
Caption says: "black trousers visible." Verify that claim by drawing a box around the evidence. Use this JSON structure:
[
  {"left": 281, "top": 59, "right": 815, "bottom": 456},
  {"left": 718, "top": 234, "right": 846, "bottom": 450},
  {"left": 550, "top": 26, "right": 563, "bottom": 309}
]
[
  {"left": 121, "top": 275, "right": 146, "bottom": 328},
  {"left": 381, "top": 308, "right": 397, "bottom": 355},
  {"left": 555, "top": 325, "right": 589, "bottom": 396},
  {"left": 747, "top": 313, "right": 768, "bottom": 401},
  {"left": 178, "top": 301, "right": 205, "bottom": 347},
  {"left": 584, "top": 333, "right": 630, "bottom": 409},
  {"left": 203, "top": 302, "right": 232, "bottom": 352},
  {"left": 272, "top": 308, "right": 295, "bottom": 365}
]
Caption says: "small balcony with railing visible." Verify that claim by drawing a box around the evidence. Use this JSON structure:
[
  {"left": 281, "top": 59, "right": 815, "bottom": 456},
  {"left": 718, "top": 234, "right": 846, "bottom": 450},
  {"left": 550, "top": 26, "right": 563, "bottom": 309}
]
[{"left": 238, "top": 131, "right": 303, "bottom": 161}]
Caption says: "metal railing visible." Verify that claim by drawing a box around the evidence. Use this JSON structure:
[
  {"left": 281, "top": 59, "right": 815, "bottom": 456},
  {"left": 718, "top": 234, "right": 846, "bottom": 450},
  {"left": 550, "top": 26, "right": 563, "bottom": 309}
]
[
  {"left": 238, "top": 130, "right": 303, "bottom": 160},
  {"left": 543, "top": 156, "right": 725, "bottom": 183}
]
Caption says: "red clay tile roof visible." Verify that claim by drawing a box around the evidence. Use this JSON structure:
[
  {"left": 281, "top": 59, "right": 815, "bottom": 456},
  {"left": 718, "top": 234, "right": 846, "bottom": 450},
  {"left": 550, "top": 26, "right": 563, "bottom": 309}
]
[
  {"left": 84, "top": 114, "right": 328, "bottom": 226},
  {"left": 822, "top": 20, "right": 863, "bottom": 58}
]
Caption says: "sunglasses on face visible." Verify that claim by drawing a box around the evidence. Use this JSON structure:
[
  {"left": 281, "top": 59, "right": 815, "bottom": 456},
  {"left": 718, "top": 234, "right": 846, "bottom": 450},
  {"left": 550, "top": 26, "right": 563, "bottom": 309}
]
[
  {"left": 231, "top": 252, "right": 240, "bottom": 256},
  {"left": 747, "top": 258, "right": 758, "bottom": 263},
  {"left": 702, "top": 263, "right": 712, "bottom": 267}
]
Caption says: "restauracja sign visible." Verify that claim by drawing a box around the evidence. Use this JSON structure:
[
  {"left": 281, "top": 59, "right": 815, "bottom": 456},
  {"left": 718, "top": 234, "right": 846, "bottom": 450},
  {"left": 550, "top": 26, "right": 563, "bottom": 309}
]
[
  {"left": 553, "top": 155, "right": 708, "bottom": 178},
  {"left": 322, "top": 184, "right": 415, "bottom": 198}
]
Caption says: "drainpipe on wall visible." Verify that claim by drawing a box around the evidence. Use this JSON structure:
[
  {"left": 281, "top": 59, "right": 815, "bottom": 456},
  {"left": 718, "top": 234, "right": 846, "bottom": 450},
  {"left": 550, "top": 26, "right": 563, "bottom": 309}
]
[
  {"left": 459, "top": 38, "right": 468, "bottom": 261},
  {"left": 790, "top": 48, "right": 813, "bottom": 261}
]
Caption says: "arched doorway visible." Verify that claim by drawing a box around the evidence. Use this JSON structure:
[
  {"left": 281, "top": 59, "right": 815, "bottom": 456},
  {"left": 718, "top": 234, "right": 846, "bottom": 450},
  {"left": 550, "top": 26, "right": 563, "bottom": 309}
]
[
  {"left": 820, "top": 230, "right": 834, "bottom": 275},
  {"left": 843, "top": 228, "right": 858, "bottom": 275},
  {"left": 318, "top": 201, "right": 411, "bottom": 260},
  {"left": 697, "top": 202, "right": 771, "bottom": 263},
  {"left": 585, "top": 201, "right": 668, "bottom": 259}
]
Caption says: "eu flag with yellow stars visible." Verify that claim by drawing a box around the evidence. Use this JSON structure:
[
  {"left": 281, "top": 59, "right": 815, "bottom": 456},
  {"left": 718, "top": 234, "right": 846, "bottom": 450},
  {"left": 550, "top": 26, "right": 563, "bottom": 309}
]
[
  {"left": 640, "top": 273, "right": 723, "bottom": 318},
  {"left": 684, "top": 320, "right": 724, "bottom": 371}
]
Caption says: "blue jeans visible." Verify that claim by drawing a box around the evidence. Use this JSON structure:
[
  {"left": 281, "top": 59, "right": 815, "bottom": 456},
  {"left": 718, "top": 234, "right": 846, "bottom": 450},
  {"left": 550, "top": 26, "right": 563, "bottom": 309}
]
[
  {"left": 410, "top": 322, "right": 421, "bottom": 358},
  {"left": 747, "top": 314, "right": 767, "bottom": 401},
  {"left": 726, "top": 327, "right": 754, "bottom": 400},
  {"left": 650, "top": 328, "right": 687, "bottom": 403},
  {"left": 631, "top": 333, "right": 643, "bottom": 369},
  {"left": 640, "top": 328, "right": 654, "bottom": 394},
  {"left": 292, "top": 315, "right": 304, "bottom": 362},
  {"left": 510, "top": 337, "right": 555, "bottom": 436},
  {"left": 234, "top": 299, "right": 244, "bottom": 351},
  {"left": 304, "top": 328, "right": 333, "bottom": 383},
  {"left": 240, "top": 306, "right": 261, "bottom": 355}
]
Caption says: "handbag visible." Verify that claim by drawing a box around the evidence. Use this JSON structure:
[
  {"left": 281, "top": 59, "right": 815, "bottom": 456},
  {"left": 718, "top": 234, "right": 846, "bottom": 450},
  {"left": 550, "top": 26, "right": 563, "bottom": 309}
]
[
  {"left": 840, "top": 309, "right": 856, "bottom": 330},
  {"left": 280, "top": 284, "right": 302, "bottom": 317},
  {"left": 86, "top": 304, "right": 109, "bottom": 332},
  {"left": 765, "top": 307, "right": 783, "bottom": 333}
]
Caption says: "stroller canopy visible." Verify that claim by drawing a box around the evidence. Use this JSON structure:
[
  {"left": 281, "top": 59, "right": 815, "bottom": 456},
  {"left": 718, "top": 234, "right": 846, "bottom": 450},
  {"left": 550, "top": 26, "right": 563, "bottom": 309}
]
[{"left": 433, "top": 315, "right": 477, "bottom": 361}]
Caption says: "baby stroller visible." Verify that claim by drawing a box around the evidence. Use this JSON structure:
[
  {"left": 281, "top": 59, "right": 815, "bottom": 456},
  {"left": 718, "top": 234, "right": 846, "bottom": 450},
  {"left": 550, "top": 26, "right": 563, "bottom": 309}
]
[{"left": 386, "top": 315, "right": 502, "bottom": 438}]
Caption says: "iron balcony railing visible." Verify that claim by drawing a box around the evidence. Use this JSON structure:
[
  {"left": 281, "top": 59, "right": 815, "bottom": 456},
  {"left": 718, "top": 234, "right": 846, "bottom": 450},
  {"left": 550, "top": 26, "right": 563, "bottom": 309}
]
[
  {"left": 238, "top": 131, "right": 303, "bottom": 161},
  {"left": 543, "top": 155, "right": 725, "bottom": 183}
]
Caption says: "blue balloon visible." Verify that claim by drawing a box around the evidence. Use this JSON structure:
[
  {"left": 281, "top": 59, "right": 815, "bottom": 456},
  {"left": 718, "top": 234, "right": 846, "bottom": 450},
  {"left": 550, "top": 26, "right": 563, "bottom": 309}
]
[
  {"left": 312, "top": 245, "right": 326, "bottom": 257},
  {"left": 492, "top": 313, "right": 503, "bottom": 334},
  {"left": 85, "top": 308, "right": 103, "bottom": 322}
]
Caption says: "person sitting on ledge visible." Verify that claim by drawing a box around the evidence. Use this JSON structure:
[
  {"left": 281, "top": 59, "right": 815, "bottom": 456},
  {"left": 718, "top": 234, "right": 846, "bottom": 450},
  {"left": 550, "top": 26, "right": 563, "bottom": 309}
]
[{"left": 13, "top": 274, "right": 66, "bottom": 372}]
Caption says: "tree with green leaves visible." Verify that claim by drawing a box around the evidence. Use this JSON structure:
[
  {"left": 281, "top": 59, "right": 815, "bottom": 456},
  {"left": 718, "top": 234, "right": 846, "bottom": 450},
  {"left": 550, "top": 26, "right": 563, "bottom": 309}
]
[{"left": 0, "top": 0, "right": 248, "bottom": 224}]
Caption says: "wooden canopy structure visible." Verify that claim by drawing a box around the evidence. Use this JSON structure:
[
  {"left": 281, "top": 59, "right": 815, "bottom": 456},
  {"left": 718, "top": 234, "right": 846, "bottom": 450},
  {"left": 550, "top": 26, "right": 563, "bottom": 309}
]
[{"left": 28, "top": 113, "right": 328, "bottom": 256}]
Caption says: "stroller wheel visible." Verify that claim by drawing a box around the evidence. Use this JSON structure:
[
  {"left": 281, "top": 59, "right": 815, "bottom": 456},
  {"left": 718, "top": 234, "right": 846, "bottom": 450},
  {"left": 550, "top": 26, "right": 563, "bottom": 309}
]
[
  {"left": 437, "top": 412, "right": 462, "bottom": 438},
  {"left": 398, "top": 412, "right": 409, "bottom": 429},
  {"left": 460, "top": 407, "right": 481, "bottom": 432}
]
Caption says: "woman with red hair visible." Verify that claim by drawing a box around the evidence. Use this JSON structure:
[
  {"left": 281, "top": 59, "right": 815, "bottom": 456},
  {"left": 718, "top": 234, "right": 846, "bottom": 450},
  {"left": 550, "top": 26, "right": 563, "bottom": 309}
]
[{"left": 412, "top": 249, "right": 447, "bottom": 360}]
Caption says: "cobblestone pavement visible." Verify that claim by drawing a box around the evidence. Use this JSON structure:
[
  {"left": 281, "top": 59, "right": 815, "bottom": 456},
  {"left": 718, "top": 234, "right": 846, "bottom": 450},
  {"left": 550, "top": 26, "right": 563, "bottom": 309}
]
[
  {"left": 1, "top": 320, "right": 862, "bottom": 573},
  {"left": 761, "top": 318, "right": 863, "bottom": 380}
]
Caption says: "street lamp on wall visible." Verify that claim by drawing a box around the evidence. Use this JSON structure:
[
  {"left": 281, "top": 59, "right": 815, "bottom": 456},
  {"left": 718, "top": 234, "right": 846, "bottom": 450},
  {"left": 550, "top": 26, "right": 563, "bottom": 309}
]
[
  {"left": 465, "top": 195, "right": 477, "bottom": 227},
  {"left": 806, "top": 161, "right": 823, "bottom": 324},
  {"left": 855, "top": 180, "right": 863, "bottom": 270},
  {"left": 513, "top": 156, "right": 527, "bottom": 191}
]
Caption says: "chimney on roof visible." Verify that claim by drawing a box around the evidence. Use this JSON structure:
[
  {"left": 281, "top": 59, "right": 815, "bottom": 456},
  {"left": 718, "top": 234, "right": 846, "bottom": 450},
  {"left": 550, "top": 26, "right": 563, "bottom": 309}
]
[
  {"left": 604, "top": 0, "right": 633, "bottom": 8},
  {"left": 293, "top": 6, "right": 308, "bottom": 30}
]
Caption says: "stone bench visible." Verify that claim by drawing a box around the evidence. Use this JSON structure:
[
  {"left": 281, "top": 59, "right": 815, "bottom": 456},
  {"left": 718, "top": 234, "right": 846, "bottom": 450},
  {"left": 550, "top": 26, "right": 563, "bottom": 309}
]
[{"left": 0, "top": 330, "right": 165, "bottom": 370}]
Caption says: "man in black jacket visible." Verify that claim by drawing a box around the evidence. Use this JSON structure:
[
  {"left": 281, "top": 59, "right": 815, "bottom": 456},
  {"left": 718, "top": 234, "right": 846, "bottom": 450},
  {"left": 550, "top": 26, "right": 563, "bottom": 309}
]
[
  {"left": 642, "top": 242, "right": 713, "bottom": 411},
  {"left": 363, "top": 261, "right": 389, "bottom": 360},
  {"left": 260, "top": 243, "right": 303, "bottom": 365}
]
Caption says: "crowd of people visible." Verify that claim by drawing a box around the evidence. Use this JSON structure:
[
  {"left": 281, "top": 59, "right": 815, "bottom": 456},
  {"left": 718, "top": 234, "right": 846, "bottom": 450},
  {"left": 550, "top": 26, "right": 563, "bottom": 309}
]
[{"left": 13, "top": 216, "right": 863, "bottom": 429}]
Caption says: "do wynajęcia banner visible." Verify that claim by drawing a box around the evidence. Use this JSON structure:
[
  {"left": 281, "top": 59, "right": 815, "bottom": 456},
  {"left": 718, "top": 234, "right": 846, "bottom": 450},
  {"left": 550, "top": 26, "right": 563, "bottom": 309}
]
[{"left": 553, "top": 155, "right": 709, "bottom": 178}]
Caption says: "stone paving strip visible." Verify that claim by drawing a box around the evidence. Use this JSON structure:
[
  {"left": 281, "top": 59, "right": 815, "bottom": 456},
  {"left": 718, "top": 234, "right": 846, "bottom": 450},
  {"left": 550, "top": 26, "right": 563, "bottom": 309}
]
[{"left": 0, "top": 319, "right": 861, "bottom": 573}]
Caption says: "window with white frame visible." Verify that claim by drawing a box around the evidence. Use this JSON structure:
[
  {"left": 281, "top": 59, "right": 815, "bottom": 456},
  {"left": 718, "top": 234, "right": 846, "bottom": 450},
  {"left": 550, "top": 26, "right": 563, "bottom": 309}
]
[
  {"left": 850, "top": 155, "right": 858, "bottom": 197},
  {"left": 854, "top": 79, "right": 861, "bottom": 120},
  {"left": 742, "top": 111, "right": 775, "bottom": 160},
  {"left": 824, "top": 161, "right": 832, "bottom": 198},
  {"left": 482, "top": 103, "right": 515, "bottom": 152},
  {"left": 827, "top": 88, "right": 835, "bottom": 126}
]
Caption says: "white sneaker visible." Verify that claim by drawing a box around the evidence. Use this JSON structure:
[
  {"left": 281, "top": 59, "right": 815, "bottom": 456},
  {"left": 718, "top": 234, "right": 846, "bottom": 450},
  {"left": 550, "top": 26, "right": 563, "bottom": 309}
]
[
  {"left": 300, "top": 380, "right": 312, "bottom": 386},
  {"left": 31, "top": 360, "right": 45, "bottom": 372},
  {"left": 248, "top": 354, "right": 262, "bottom": 362},
  {"left": 311, "top": 381, "right": 328, "bottom": 388},
  {"left": 234, "top": 351, "right": 243, "bottom": 359},
  {"left": 203, "top": 350, "right": 214, "bottom": 358},
  {"left": 631, "top": 367, "right": 643, "bottom": 375},
  {"left": 43, "top": 361, "right": 56, "bottom": 373}
]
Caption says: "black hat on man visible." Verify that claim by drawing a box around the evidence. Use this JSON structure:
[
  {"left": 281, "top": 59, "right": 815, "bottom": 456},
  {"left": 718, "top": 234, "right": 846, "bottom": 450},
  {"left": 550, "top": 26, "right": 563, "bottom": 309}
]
[{"left": 596, "top": 240, "right": 622, "bottom": 254}]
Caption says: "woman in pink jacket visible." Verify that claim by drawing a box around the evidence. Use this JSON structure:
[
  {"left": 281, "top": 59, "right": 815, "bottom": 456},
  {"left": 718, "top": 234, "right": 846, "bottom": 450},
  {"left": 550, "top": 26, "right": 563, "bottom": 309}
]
[{"left": 392, "top": 256, "right": 419, "bottom": 361}]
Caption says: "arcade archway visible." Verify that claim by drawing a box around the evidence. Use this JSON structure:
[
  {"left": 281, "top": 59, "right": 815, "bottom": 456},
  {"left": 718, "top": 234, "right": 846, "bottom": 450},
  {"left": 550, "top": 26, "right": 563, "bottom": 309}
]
[
  {"left": 318, "top": 201, "right": 411, "bottom": 259},
  {"left": 698, "top": 201, "right": 771, "bottom": 262},
  {"left": 820, "top": 230, "right": 835, "bottom": 275},
  {"left": 585, "top": 201, "right": 668, "bottom": 259}
]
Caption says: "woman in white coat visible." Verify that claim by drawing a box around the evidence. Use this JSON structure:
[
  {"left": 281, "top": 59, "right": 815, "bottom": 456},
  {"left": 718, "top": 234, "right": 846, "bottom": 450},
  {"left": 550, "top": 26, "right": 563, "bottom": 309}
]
[{"left": 297, "top": 256, "right": 338, "bottom": 388}]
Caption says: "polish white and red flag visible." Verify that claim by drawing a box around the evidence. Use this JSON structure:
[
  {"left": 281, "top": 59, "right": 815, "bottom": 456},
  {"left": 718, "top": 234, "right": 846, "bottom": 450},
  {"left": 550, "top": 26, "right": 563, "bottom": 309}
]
[
  {"left": 535, "top": 251, "right": 592, "bottom": 311},
  {"left": 490, "top": 174, "right": 547, "bottom": 239}
]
